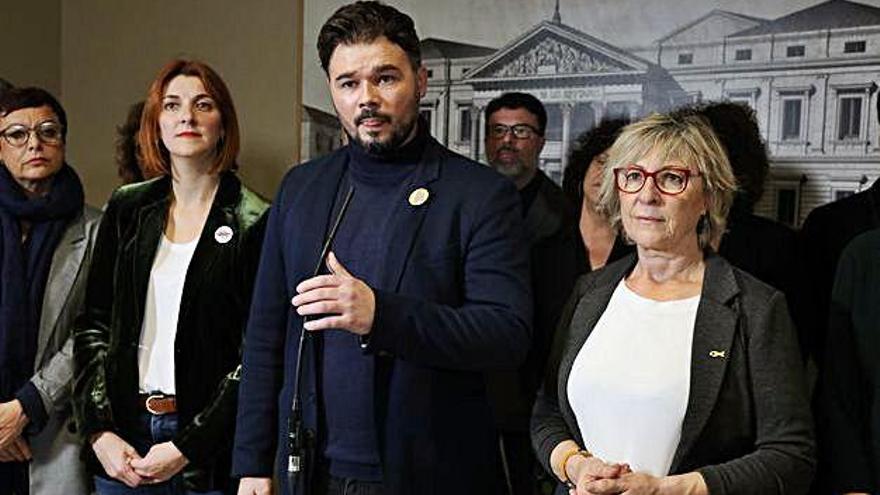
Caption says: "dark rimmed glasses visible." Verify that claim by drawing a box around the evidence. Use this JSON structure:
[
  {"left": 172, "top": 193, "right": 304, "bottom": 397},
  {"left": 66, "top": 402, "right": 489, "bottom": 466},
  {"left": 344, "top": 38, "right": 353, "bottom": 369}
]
[
  {"left": 488, "top": 123, "right": 541, "bottom": 140},
  {"left": 1, "top": 121, "right": 64, "bottom": 148},
  {"left": 613, "top": 166, "right": 700, "bottom": 195}
]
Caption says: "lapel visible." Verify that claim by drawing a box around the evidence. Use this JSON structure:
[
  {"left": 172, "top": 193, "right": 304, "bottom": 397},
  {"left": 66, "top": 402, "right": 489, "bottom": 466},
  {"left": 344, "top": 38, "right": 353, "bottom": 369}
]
[
  {"left": 128, "top": 187, "right": 169, "bottom": 332},
  {"left": 177, "top": 174, "right": 242, "bottom": 323},
  {"left": 524, "top": 173, "right": 562, "bottom": 246},
  {"left": 363, "top": 140, "right": 441, "bottom": 458},
  {"left": 35, "top": 212, "right": 87, "bottom": 365},
  {"left": 376, "top": 139, "right": 442, "bottom": 292},
  {"left": 291, "top": 154, "right": 348, "bottom": 405},
  {"left": 293, "top": 155, "right": 349, "bottom": 283},
  {"left": 669, "top": 252, "right": 740, "bottom": 472},
  {"left": 556, "top": 252, "right": 741, "bottom": 461}
]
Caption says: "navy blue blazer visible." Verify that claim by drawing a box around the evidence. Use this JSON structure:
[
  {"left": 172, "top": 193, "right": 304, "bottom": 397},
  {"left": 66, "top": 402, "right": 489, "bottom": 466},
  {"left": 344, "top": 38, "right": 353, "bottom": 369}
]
[{"left": 232, "top": 137, "right": 533, "bottom": 494}]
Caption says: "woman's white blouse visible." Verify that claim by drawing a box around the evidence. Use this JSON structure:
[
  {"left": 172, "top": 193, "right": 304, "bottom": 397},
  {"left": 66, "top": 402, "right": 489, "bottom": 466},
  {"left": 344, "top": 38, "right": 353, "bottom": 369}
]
[
  {"left": 567, "top": 279, "right": 700, "bottom": 476},
  {"left": 137, "top": 234, "right": 199, "bottom": 394}
]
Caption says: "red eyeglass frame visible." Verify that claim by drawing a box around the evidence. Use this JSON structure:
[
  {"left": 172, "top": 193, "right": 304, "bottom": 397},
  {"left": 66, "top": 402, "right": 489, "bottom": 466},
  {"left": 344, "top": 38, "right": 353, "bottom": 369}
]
[{"left": 612, "top": 165, "right": 700, "bottom": 196}]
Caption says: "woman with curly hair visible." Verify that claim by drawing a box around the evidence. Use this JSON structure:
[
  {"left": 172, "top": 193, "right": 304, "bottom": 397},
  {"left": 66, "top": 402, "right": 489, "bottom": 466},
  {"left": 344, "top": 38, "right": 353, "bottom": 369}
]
[{"left": 562, "top": 118, "right": 632, "bottom": 270}]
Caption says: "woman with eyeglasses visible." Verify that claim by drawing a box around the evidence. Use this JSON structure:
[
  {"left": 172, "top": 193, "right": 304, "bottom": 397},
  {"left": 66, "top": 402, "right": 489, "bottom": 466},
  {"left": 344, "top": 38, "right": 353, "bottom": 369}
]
[
  {"left": 0, "top": 87, "right": 100, "bottom": 495},
  {"left": 73, "top": 60, "right": 268, "bottom": 494},
  {"left": 531, "top": 113, "right": 815, "bottom": 495}
]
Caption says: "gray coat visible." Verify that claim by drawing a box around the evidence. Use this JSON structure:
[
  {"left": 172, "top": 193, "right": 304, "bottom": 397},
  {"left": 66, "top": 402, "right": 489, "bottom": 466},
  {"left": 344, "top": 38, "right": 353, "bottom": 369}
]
[
  {"left": 531, "top": 252, "right": 816, "bottom": 495},
  {"left": 27, "top": 206, "right": 100, "bottom": 495}
]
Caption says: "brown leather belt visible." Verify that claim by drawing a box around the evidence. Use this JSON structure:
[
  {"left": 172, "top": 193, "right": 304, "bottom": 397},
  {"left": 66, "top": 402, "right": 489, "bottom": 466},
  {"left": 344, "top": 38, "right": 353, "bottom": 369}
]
[{"left": 139, "top": 394, "right": 177, "bottom": 415}]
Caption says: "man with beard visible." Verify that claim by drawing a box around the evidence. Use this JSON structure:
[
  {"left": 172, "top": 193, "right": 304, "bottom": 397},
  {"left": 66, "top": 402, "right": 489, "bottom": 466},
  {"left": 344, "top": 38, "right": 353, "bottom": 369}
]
[
  {"left": 483, "top": 93, "right": 585, "bottom": 495},
  {"left": 232, "top": 3, "right": 532, "bottom": 495}
]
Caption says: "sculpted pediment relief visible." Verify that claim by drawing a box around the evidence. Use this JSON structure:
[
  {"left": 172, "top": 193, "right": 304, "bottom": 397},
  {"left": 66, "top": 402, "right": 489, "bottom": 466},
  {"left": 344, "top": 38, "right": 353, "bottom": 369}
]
[{"left": 490, "top": 36, "right": 622, "bottom": 77}]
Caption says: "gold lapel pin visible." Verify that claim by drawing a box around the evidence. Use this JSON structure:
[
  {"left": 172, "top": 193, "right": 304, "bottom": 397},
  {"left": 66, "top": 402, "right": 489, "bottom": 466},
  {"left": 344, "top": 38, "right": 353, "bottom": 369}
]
[
  {"left": 708, "top": 350, "right": 726, "bottom": 359},
  {"left": 408, "top": 187, "right": 430, "bottom": 207}
]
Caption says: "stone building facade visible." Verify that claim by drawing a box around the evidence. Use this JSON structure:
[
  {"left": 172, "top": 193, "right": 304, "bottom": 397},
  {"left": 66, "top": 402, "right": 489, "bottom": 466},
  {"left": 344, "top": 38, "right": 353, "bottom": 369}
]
[{"left": 419, "top": 0, "right": 880, "bottom": 226}]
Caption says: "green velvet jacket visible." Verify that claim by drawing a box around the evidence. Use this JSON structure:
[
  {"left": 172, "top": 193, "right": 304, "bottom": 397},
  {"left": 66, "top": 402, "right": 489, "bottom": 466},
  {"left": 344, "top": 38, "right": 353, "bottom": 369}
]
[{"left": 73, "top": 172, "right": 268, "bottom": 490}]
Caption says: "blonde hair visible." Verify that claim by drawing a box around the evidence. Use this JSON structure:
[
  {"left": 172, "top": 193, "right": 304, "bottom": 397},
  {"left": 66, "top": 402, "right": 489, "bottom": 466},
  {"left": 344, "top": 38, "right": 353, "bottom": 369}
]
[{"left": 597, "top": 112, "right": 738, "bottom": 249}]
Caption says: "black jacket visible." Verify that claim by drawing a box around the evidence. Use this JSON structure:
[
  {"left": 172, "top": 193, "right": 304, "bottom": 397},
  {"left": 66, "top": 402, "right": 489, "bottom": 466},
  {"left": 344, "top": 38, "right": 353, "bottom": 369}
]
[
  {"left": 73, "top": 173, "right": 268, "bottom": 490},
  {"left": 232, "top": 138, "right": 532, "bottom": 495},
  {"left": 819, "top": 227, "right": 880, "bottom": 493},
  {"left": 487, "top": 170, "right": 585, "bottom": 431},
  {"left": 798, "top": 179, "right": 880, "bottom": 368},
  {"left": 532, "top": 253, "right": 815, "bottom": 495}
]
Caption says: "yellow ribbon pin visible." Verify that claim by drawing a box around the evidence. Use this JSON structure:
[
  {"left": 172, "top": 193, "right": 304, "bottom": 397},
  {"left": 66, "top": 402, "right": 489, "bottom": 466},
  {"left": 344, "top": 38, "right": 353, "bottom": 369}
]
[{"left": 708, "top": 350, "right": 726, "bottom": 359}]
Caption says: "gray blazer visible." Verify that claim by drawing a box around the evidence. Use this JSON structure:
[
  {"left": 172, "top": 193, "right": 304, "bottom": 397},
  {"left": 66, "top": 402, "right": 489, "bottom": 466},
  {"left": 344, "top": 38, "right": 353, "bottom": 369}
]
[
  {"left": 531, "top": 252, "right": 816, "bottom": 495},
  {"left": 27, "top": 206, "right": 100, "bottom": 495}
]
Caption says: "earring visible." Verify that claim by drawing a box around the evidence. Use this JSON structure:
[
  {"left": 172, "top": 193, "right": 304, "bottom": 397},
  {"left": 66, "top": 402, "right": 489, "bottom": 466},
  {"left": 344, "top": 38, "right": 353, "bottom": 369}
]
[{"left": 696, "top": 214, "right": 708, "bottom": 235}]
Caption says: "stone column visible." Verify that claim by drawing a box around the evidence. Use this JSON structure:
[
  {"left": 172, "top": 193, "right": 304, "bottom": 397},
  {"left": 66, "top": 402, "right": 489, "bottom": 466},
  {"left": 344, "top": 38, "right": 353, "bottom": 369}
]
[
  {"left": 560, "top": 102, "right": 574, "bottom": 174},
  {"left": 592, "top": 101, "right": 605, "bottom": 126},
  {"left": 470, "top": 104, "right": 482, "bottom": 161},
  {"left": 477, "top": 104, "right": 487, "bottom": 162}
]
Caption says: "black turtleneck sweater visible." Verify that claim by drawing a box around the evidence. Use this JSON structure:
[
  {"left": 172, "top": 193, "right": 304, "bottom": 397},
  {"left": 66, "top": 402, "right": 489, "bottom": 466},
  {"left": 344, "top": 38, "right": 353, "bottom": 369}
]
[{"left": 320, "top": 128, "right": 426, "bottom": 481}]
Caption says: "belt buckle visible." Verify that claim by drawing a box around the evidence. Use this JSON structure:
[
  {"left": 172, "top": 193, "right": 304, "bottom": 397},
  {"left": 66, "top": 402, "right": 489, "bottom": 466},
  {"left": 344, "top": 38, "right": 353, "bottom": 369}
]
[{"left": 145, "top": 394, "right": 166, "bottom": 415}]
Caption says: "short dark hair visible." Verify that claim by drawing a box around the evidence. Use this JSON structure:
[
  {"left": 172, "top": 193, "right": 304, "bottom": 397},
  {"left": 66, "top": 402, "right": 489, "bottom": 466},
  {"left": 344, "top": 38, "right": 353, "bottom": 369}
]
[
  {"left": 485, "top": 92, "right": 547, "bottom": 136},
  {"left": 0, "top": 86, "right": 67, "bottom": 141},
  {"left": 317, "top": 1, "right": 421, "bottom": 74},
  {"left": 562, "top": 118, "right": 629, "bottom": 208},
  {"left": 681, "top": 101, "right": 768, "bottom": 210}
]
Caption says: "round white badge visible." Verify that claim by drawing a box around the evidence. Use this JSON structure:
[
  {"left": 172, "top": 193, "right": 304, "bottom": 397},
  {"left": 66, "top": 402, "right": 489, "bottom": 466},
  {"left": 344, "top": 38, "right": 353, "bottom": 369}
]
[
  {"left": 214, "top": 225, "right": 234, "bottom": 244},
  {"left": 408, "top": 187, "right": 430, "bottom": 207}
]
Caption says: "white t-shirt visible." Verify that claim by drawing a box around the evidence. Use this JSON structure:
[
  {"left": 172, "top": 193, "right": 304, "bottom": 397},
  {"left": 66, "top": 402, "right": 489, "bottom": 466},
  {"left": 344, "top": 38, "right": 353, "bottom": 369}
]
[
  {"left": 137, "top": 234, "right": 199, "bottom": 394},
  {"left": 567, "top": 279, "right": 700, "bottom": 476}
]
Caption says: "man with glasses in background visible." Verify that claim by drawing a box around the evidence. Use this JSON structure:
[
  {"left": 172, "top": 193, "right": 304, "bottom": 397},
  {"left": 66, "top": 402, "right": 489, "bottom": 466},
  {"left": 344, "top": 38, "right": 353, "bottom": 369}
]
[{"left": 484, "top": 93, "right": 585, "bottom": 495}]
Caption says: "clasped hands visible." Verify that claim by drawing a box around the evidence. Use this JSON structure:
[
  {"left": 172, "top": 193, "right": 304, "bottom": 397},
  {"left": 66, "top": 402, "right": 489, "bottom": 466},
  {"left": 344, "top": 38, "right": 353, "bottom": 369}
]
[
  {"left": 566, "top": 454, "right": 706, "bottom": 495},
  {"left": 0, "top": 400, "right": 31, "bottom": 463},
  {"left": 91, "top": 432, "right": 188, "bottom": 488},
  {"left": 292, "top": 252, "right": 375, "bottom": 335}
]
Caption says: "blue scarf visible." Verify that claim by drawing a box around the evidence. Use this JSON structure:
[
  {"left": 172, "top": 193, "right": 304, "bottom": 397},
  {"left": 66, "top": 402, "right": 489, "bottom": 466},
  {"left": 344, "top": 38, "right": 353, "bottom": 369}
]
[{"left": 0, "top": 164, "right": 83, "bottom": 400}]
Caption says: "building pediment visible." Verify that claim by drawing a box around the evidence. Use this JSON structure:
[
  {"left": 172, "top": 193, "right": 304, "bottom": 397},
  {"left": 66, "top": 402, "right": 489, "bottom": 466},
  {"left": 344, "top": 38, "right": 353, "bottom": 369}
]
[
  {"left": 464, "top": 21, "right": 649, "bottom": 82},
  {"left": 658, "top": 10, "right": 765, "bottom": 45}
]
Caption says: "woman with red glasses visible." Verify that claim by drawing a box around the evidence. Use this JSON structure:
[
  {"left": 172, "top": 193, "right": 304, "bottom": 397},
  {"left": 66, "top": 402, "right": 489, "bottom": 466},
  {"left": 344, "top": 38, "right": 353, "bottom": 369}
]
[{"left": 531, "top": 112, "right": 815, "bottom": 495}]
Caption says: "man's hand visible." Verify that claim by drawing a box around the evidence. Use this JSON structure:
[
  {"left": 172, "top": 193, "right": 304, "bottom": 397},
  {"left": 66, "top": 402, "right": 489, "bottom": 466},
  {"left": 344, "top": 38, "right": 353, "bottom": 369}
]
[
  {"left": 238, "top": 477, "right": 273, "bottom": 495},
  {"left": 0, "top": 437, "right": 32, "bottom": 462},
  {"left": 90, "top": 431, "right": 144, "bottom": 488},
  {"left": 0, "top": 400, "right": 28, "bottom": 449},
  {"left": 292, "top": 252, "right": 375, "bottom": 335},
  {"left": 129, "top": 441, "right": 188, "bottom": 484}
]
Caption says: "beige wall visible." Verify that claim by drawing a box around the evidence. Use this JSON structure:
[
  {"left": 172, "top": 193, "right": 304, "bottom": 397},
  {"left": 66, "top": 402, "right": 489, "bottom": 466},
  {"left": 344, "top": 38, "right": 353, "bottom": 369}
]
[
  {"left": 0, "top": 0, "right": 61, "bottom": 94},
  {"left": 61, "top": 0, "right": 302, "bottom": 205}
]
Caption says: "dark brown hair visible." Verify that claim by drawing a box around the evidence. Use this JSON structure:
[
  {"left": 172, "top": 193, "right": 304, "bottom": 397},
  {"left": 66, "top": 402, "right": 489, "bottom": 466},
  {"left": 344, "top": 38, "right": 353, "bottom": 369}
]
[
  {"left": 317, "top": 1, "right": 421, "bottom": 74},
  {"left": 485, "top": 92, "right": 547, "bottom": 136},
  {"left": 563, "top": 118, "right": 630, "bottom": 209},
  {"left": 675, "top": 102, "right": 768, "bottom": 210},
  {"left": 115, "top": 101, "right": 145, "bottom": 184},
  {"left": 0, "top": 86, "right": 67, "bottom": 141}
]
